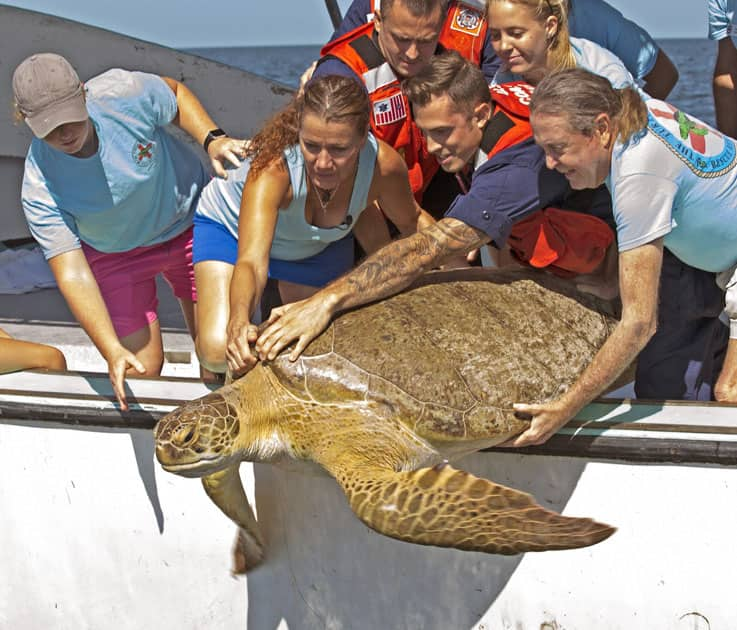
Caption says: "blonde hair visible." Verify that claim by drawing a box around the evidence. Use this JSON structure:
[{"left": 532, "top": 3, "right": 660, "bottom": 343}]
[
  {"left": 530, "top": 68, "right": 648, "bottom": 144},
  {"left": 246, "top": 75, "right": 370, "bottom": 178},
  {"left": 486, "top": 0, "right": 576, "bottom": 73}
]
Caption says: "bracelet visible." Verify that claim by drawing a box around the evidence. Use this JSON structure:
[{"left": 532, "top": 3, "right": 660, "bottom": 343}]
[{"left": 203, "top": 128, "right": 227, "bottom": 152}]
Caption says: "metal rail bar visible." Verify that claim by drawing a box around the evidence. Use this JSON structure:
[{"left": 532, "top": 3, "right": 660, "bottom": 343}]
[{"left": 324, "top": 0, "right": 343, "bottom": 30}]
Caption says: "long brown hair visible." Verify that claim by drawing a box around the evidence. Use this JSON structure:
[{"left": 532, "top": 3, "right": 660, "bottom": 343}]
[
  {"left": 530, "top": 68, "right": 648, "bottom": 143},
  {"left": 246, "top": 75, "right": 370, "bottom": 178},
  {"left": 485, "top": 0, "right": 576, "bottom": 74}
]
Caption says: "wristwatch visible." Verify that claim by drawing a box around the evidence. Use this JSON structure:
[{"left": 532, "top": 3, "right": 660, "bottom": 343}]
[{"left": 203, "top": 128, "right": 227, "bottom": 152}]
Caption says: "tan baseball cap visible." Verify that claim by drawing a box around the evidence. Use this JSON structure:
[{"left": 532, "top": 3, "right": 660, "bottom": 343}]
[{"left": 12, "top": 53, "right": 88, "bottom": 138}]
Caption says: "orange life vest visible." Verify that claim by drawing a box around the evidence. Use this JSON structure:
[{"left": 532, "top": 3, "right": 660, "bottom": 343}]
[
  {"left": 320, "top": 1, "right": 488, "bottom": 196},
  {"left": 481, "top": 82, "right": 615, "bottom": 276}
]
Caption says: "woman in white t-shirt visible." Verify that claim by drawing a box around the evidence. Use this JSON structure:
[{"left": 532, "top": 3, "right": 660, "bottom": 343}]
[{"left": 508, "top": 67, "right": 736, "bottom": 449}]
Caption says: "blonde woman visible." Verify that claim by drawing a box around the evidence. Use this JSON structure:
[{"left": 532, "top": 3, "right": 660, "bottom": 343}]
[{"left": 486, "top": 0, "right": 638, "bottom": 91}]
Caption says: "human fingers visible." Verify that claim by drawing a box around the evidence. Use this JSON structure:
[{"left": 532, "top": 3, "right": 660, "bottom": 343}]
[
  {"left": 288, "top": 332, "right": 317, "bottom": 362},
  {"left": 495, "top": 403, "right": 540, "bottom": 447},
  {"left": 109, "top": 352, "right": 146, "bottom": 411},
  {"left": 127, "top": 353, "right": 146, "bottom": 375},
  {"left": 222, "top": 146, "right": 243, "bottom": 169},
  {"left": 255, "top": 307, "right": 294, "bottom": 353},
  {"left": 226, "top": 323, "right": 255, "bottom": 363},
  {"left": 263, "top": 301, "right": 300, "bottom": 326},
  {"left": 110, "top": 368, "right": 128, "bottom": 411},
  {"left": 254, "top": 320, "right": 288, "bottom": 360},
  {"left": 298, "top": 61, "right": 317, "bottom": 93},
  {"left": 210, "top": 156, "right": 229, "bottom": 179},
  {"left": 263, "top": 307, "right": 284, "bottom": 327},
  {"left": 226, "top": 335, "right": 257, "bottom": 375}
]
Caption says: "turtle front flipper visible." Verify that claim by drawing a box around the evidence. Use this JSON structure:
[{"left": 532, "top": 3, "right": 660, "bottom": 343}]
[
  {"left": 331, "top": 461, "right": 614, "bottom": 554},
  {"left": 202, "top": 465, "right": 264, "bottom": 573}
]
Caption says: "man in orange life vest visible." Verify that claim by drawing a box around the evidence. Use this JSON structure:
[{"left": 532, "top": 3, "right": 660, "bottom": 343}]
[
  {"left": 314, "top": 0, "right": 496, "bottom": 214},
  {"left": 254, "top": 51, "right": 616, "bottom": 361}
]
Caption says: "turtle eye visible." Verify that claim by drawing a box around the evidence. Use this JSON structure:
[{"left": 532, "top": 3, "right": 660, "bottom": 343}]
[{"left": 173, "top": 424, "right": 198, "bottom": 448}]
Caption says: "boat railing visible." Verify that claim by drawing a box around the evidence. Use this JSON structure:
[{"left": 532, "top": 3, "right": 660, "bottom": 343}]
[{"left": 2, "top": 368, "right": 736, "bottom": 466}]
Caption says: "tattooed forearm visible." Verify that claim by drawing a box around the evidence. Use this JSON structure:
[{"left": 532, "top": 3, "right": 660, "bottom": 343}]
[
  {"left": 330, "top": 218, "right": 488, "bottom": 312},
  {"left": 428, "top": 219, "right": 489, "bottom": 265}
]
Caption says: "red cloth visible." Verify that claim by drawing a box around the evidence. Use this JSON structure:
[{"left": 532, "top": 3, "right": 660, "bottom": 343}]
[{"left": 508, "top": 207, "right": 614, "bottom": 277}]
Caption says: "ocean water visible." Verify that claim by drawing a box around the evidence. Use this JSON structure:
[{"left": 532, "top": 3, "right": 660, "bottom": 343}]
[{"left": 188, "top": 38, "right": 717, "bottom": 126}]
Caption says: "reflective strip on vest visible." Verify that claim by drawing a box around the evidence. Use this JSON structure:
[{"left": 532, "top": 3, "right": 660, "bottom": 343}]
[{"left": 363, "top": 62, "right": 399, "bottom": 94}]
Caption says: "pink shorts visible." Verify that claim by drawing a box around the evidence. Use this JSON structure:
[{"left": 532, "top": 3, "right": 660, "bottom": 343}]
[{"left": 82, "top": 227, "right": 196, "bottom": 338}]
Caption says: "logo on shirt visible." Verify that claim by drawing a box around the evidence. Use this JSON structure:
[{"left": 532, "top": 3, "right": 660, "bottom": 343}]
[
  {"left": 648, "top": 103, "right": 737, "bottom": 178},
  {"left": 373, "top": 93, "right": 407, "bottom": 126},
  {"left": 132, "top": 140, "right": 156, "bottom": 170},
  {"left": 490, "top": 82, "right": 533, "bottom": 107},
  {"left": 450, "top": 4, "right": 483, "bottom": 36}
]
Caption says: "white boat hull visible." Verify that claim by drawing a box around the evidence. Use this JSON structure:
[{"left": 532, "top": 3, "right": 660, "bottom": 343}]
[
  {"left": 1, "top": 370, "right": 736, "bottom": 629},
  {"left": 1, "top": 6, "right": 735, "bottom": 628}
]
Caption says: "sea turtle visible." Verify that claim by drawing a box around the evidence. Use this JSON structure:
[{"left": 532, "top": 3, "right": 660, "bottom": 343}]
[{"left": 155, "top": 268, "right": 619, "bottom": 573}]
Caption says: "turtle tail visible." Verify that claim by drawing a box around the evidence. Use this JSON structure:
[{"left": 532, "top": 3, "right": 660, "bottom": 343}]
[{"left": 334, "top": 462, "right": 614, "bottom": 554}]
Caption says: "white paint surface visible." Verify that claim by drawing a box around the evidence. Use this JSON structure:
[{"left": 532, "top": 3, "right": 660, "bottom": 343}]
[{"left": 1, "top": 416, "right": 736, "bottom": 630}]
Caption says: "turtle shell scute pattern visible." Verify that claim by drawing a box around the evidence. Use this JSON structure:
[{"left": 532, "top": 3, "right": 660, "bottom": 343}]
[{"left": 268, "top": 270, "right": 616, "bottom": 443}]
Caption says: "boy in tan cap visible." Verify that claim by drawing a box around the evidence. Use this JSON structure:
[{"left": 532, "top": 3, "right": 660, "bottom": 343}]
[{"left": 14, "top": 53, "right": 246, "bottom": 409}]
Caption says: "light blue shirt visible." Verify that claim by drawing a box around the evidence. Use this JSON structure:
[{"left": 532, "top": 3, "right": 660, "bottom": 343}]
[
  {"left": 569, "top": 0, "right": 659, "bottom": 81},
  {"left": 709, "top": 0, "right": 737, "bottom": 40},
  {"left": 22, "top": 69, "right": 208, "bottom": 258},
  {"left": 196, "top": 133, "right": 378, "bottom": 261},
  {"left": 492, "top": 37, "right": 638, "bottom": 92},
  {"left": 607, "top": 99, "right": 737, "bottom": 273}
]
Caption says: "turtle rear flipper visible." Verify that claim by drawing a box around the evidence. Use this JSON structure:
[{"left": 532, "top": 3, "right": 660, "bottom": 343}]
[
  {"left": 332, "top": 461, "right": 614, "bottom": 554},
  {"left": 202, "top": 465, "right": 264, "bottom": 573}
]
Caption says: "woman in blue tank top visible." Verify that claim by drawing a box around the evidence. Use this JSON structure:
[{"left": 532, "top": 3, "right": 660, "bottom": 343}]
[{"left": 193, "top": 75, "right": 432, "bottom": 376}]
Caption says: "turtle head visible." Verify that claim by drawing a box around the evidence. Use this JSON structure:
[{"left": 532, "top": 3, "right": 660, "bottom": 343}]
[{"left": 155, "top": 391, "right": 241, "bottom": 477}]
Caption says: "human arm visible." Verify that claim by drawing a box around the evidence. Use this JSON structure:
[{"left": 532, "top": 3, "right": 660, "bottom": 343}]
[
  {"left": 161, "top": 76, "right": 247, "bottom": 178},
  {"left": 0, "top": 337, "right": 66, "bottom": 374},
  {"left": 255, "top": 217, "right": 488, "bottom": 361},
  {"left": 372, "top": 140, "right": 434, "bottom": 235},
  {"left": 713, "top": 37, "right": 737, "bottom": 138},
  {"left": 715, "top": 264, "right": 737, "bottom": 401},
  {"left": 715, "top": 340, "right": 737, "bottom": 401},
  {"left": 506, "top": 241, "right": 663, "bottom": 447},
  {"left": 225, "top": 163, "right": 290, "bottom": 376},
  {"left": 641, "top": 49, "right": 679, "bottom": 100},
  {"left": 47, "top": 249, "right": 145, "bottom": 409}
]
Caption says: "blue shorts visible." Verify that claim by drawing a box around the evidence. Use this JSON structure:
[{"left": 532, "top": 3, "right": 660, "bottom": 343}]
[{"left": 192, "top": 213, "right": 354, "bottom": 287}]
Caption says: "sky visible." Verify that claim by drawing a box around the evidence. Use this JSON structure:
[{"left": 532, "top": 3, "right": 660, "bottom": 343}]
[{"left": 2, "top": 0, "right": 709, "bottom": 48}]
